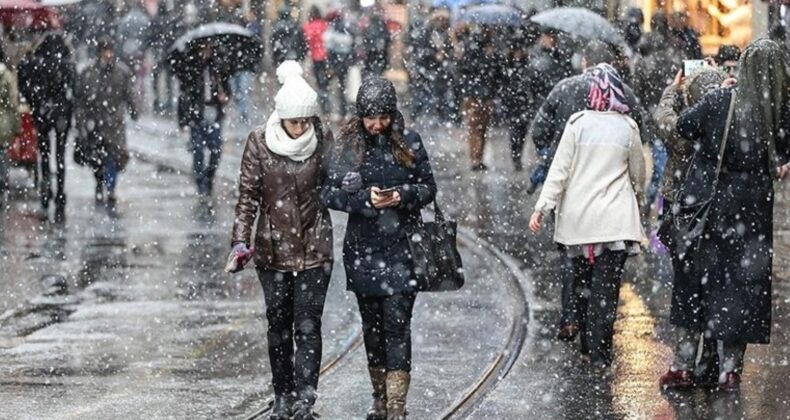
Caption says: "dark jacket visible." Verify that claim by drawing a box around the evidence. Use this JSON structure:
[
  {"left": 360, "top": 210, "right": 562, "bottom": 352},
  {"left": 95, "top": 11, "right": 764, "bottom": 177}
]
[
  {"left": 524, "top": 45, "right": 573, "bottom": 117},
  {"left": 456, "top": 28, "right": 501, "bottom": 100},
  {"left": 75, "top": 60, "right": 138, "bottom": 170},
  {"left": 271, "top": 15, "right": 307, "bottom": 66},
  {"left": 176, "top": 58, "right": 230, "bottom": 128},
  {"left": 18, "top": 34, "right": 76, "bottom": 124},
  {"left": 321, "top": 125, "right": 436, "bottom": 296},
  {"left": 232, "top": 123, "right": 334, "bottom": 272},
  {"left": 633, "top": 39, "right": 682, "bottom": 111},
  {"left": 531, "top": 71, "right": 650, "bottom": 152},
  {"left": 676, "top": 87, "right": 790, "bottom": 343}
]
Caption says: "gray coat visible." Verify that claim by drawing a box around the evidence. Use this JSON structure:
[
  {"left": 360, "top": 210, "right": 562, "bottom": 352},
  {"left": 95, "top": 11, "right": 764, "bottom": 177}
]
[{"left": 76, "top": 60, "right": 138, "bottom": 170}]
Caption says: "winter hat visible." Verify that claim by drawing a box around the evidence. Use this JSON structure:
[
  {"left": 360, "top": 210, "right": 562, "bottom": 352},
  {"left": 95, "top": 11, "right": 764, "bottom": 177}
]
[
  {"left": 355, "top": 76, "right": 397, "bottom": 117},
  {"left": 274, "top": 61, "right": 319, "bottom": 119},
  {"left": 685, "top": 67, "right": 725, "bottom": 105}
]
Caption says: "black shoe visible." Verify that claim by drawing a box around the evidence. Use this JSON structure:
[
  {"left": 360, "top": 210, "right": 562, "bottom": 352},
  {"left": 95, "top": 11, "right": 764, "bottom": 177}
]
[
  {"left": 54, "top": 199, "right": 66, "bottom": 224},
  {"left": 513, "top": 160, "right": 523, "bottom": 172},
  {"left": 471, "top": 163, "right": 488, "bottom": 172},
  {"left": 95, "top": 184, "right": 105, "bottom": 205},
  {"left": 269, "top": 395, "right": 293, "bottom": 420},
  {"left": 526, "top": 181, "right": 538, "bottom": 195},
  {"left": 293, "top": 400, "right": 318, "bottom": 420}
]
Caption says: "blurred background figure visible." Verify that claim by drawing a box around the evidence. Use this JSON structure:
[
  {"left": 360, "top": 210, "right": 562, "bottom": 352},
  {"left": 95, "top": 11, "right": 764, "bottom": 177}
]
[
  {"left": 271, "top": 7, "right": 307, "bottom": 66},
  {"left": 324, "top": 9, "right": 356, "bottom": 120},
  {"left": 303, "top": 6, "right": 331, "bottom": 116},
  {"left": 18, "top": 32, "right": 76, "bottom": 221}
]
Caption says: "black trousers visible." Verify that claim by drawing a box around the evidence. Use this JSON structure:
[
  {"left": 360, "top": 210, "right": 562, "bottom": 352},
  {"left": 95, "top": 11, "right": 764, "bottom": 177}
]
[
  {"left": 36, "top": 116, "right": 70, "bottom": 204},
  {"left": 258, "top": 267, "right": 330, "bottom": 402},
  {"left": 508, "top": 117, "right": 530, "bottom": 164},
  {"left": 561, "top": 250, "right": 627, "bottom": 366},
  {"left": 356, "top": 292, "right": 417, "bottom": 372}
]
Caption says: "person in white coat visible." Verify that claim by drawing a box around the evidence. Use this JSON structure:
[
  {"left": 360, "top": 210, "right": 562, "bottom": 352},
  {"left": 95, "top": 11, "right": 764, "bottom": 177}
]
[{"left": 530, "top": 63, "right": 646, "bottom": 369}]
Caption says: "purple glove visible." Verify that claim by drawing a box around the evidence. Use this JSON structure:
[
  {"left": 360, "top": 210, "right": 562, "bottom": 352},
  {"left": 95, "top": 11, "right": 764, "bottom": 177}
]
[
  {"left": 225, "top": 243, "right": 255, "bottom": 273},
  {"left": 342, "top": 171, "right": 363, "bottom": 193}
]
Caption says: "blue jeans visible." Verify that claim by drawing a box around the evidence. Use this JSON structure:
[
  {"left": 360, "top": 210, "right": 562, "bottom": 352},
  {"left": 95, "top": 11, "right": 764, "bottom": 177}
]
[
  {"left": 529, "top": 147, "right": 552, "bottom": 187},
  {"left": 232, "top": 72, "right": 253, "bottom": 125},
  {"left": 103, "top": 155, "right": 119, "bottom": 194},
  {"left": 189, "top": 120, "right": 223, "bottom": 195},
  {"left": 646, "top": 139, "right": 668, "bottom": 208}
]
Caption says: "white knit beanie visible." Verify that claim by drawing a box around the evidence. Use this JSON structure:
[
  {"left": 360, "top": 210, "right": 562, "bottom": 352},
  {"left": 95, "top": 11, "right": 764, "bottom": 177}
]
[{"left": 274, "top": 61, "right": 319, "bottom": 119}]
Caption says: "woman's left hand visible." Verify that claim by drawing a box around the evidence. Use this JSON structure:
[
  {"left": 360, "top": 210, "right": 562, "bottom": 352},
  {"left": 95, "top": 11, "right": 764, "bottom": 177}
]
[
  {"left": 529, "top": 211, "right": 543, "bottom": 234},
  {"left": 777, "top": 163, "right": 790, "bottom": 180}
]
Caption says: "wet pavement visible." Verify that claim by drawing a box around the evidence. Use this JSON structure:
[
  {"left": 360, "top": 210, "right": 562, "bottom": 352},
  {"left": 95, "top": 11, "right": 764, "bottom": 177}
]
[{"left": 1, "top": 97, "right": 790, "bottom": 419}]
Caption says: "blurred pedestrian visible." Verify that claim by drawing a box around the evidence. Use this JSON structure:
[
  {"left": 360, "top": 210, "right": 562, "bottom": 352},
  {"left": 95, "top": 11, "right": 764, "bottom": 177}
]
[
  {"left": 231, "top": 10, "right": 262, "bottom": 127},
  {"left": 18, "top": 32, "right": 76, "bottom": 221},
  {"left": 176, "top": 41, "right": 231, "bottom": 197},
  {"left": 456, "top": 25, "right": 500, "bottom": 171},
  {"left": 530, "top": 41, "right": 649, "bottom": 194},
  {"left": 324, "top": 10, "right": 356, "bottom": 119},
  {"left": 321, "top": 77, "right": 436, "bottom": 420},
  {"left": 361, "top": 9, "right": 390, "bottom": 76},
  {"left": 654, "top": 67, "right": 725, "bottom": 389},
  {"left": 424, "top": 10, "right": 456, "bottom": 123},
  {"left": 75, "top": 37, "right": 139, "bottom": 209},
  {"left": 633, "top": 22, "right": 683, "bottom": 210},
  {"left": 303, "top": 6, "right": 331, "bottom": 115},
  {"left": 230, "top": 61, "right": 333, "bottom": 420},
  {"left": 0, "top": 43, "right": 19, "bottom": 204},
  {"left": 272, "top": 8, "right": 307, "bottom": 66},
  {"left": 501, "top": 24, "right": 536, "bottom": 171},
  {"left": 667, "top": 39, "right": 790, "bottom": 391},
  {"left": 714, "top": 44, "right": 741, "bottom": 78},
  {"left": 621, "top": 7, "right": 644, "bottom": 50},
  {"left": 148, "top": 2, "right": 180, "bottom": 114},
  {"left": 530, "top": 64, "right": 646, "bottom": 369},
  {"left": 669, "top": 12, "right": 702, "bottom": 59},
  {"left": 523, "top": 26, "right": 573, "bottom": 180}
]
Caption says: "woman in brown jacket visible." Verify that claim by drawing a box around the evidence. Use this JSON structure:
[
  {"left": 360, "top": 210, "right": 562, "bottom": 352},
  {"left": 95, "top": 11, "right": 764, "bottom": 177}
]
[{"left": 229, "top": 61, "right": 332, "bottom": 420}]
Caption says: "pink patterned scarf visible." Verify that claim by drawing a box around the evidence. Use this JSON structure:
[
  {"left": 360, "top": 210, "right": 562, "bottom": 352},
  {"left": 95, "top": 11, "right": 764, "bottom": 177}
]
[{"left": 586, "top": 63, "right": 630, "bottom": 114}]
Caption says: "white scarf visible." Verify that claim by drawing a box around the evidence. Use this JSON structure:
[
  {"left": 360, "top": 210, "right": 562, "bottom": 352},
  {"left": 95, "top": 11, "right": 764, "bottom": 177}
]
[{"left": 264, "top": 111, "right": 318, "bottom": 162}]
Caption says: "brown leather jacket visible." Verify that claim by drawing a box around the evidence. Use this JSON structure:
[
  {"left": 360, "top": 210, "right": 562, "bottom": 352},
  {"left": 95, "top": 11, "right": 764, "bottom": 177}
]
[{"left": 231, "top": 123, "right": 333, "bottom": 272}]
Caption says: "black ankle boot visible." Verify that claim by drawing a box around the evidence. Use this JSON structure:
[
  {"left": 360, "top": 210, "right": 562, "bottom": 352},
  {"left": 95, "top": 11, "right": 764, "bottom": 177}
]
[
  {"left": 269, "top": 395, "right": 293, "bottom": 420},
  {"left": 293, "top": 400, "right": 317, "bottom": 420}
]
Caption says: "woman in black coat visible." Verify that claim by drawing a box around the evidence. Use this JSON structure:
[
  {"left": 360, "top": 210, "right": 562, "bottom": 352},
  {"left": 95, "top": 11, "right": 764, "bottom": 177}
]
[
  {"left": 321, "top": 77, "right": 436, "bottom": 420},
  {"left": 668, "top": 39, "right": 790, "bottom": 391}
]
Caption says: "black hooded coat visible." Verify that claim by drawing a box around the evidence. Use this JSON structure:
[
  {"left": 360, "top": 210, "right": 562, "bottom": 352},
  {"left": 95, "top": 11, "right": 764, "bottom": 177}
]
[{"left": 675, "top": 40, "right": 790, "bottom": 343}]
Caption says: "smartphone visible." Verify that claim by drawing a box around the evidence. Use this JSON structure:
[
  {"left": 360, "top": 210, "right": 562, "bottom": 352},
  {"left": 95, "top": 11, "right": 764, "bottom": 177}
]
[
  {"left": 683, "top": 59, "right": 707, "bottom": 76},
  {"left": 378, "top": 187, "right": 398, "bottom": 196}
]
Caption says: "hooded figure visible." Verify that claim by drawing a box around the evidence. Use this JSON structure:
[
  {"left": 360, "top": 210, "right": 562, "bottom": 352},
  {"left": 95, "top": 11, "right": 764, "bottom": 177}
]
[
  {"left": 654, "top": 66, "right": 726, "bottom": 389},
  {"left": 321, "top": 76, "right": 436, "bottom": 420},
  {"left": 671, "top": 39, "right": 790, "bottom": 391},
  {"left": 231, "top": 60, "right": 333, "bottom": 420}
]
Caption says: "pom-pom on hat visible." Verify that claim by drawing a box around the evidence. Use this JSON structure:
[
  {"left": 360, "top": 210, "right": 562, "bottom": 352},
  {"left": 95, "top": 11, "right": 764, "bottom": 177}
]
[
  {"left": 356, "top": 76, "right": 398, "bottom": 117},
  {"left": 274, "top": 60, "right": 319, "bottom": 119}
]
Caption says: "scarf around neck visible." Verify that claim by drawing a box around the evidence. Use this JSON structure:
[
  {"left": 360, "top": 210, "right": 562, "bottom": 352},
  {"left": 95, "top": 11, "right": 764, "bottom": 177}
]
[
  {"left": 265, "top": 111, "right": 318, "bottom": 162},
  {"left": 586, "top": 63, "right": 630, "bottom": 114}
]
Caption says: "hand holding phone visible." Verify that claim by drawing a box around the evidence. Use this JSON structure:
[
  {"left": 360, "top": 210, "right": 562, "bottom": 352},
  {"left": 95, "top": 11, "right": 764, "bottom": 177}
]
[
  {"left": 683, "top": 59, "right": 707, "bottom": 76},
  {"left": 371, "top": 186, "right": 401, "bottom": 209}
]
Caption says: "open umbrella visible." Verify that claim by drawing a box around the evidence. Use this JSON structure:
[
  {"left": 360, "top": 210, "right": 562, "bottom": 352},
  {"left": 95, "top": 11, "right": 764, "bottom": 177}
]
[
  {"left": 166, "top": 22, "right": 263, "bottom": 79},
  {"left": 530, "top": 7, "right": 624, "bottom": 45},
  {"left": 0, "top": 0, "right": 60, "bottom": 30},
  {"left": 456, "top": 4, "right": 522, "bottom": 27}
]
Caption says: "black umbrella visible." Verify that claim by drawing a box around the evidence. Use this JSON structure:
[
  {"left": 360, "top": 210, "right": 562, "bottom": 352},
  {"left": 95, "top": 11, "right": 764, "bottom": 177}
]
[
  {"left": 166, "top": 22, "right": 263, "bottom": 79},
  {"left": 530, "top": 7, "right": 624, "bottom": 45}
]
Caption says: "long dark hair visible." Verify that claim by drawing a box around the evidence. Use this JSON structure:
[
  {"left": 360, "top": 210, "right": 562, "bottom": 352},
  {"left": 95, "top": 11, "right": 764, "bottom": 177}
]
[{"left": 337, "top": 111, "right": 415, "bottom": 168}]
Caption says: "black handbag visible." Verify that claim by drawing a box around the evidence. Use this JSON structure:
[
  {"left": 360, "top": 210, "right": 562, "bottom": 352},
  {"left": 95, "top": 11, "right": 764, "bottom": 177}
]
[
  {"left": 405, "top": 201, "right": 465, "bottom": 292},
  {"left": 672, "top": 91, "right": 736, "bottom": 255}
]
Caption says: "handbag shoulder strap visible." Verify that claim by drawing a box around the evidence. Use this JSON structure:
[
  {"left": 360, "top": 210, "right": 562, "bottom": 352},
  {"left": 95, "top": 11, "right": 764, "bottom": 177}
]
[
  {"left": 433, "top": 200, "right": 445, "bottom": 222},
  {"left": 712, "top": 91, "right": 737, "bottom": 191}
]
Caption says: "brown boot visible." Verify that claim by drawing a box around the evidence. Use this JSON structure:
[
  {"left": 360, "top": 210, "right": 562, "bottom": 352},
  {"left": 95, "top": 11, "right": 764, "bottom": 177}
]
[
  {"left": 386, "top": 370, "right": 410, "bottom": 420},
  {"left": 366, "top": 366, "right": 387, "bottom": 420}
]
